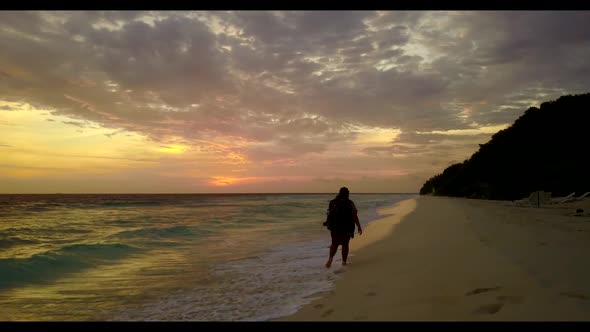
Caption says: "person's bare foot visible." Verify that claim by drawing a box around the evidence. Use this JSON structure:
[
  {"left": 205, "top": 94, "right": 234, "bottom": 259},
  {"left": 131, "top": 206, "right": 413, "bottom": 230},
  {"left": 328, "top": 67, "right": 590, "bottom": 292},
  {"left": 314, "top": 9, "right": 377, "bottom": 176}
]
[
  {"left": 342, "top": 261, "right": 348, "bottom": 266},
  {"left": 325, "top": 258, "right": 333, "bottom": 268}
]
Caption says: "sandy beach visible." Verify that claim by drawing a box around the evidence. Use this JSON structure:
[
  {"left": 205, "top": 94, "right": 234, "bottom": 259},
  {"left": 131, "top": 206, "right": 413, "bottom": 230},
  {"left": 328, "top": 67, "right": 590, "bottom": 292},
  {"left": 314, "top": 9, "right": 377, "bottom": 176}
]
[{"left": 281, "top": 196, "right": 590, "bottom": 321}]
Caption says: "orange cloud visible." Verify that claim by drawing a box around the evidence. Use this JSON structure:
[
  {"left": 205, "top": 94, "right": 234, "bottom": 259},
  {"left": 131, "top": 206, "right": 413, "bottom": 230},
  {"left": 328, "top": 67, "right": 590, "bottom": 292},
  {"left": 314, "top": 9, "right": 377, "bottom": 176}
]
[{"left": 210, "top": 176, "right": 237, "bottom": 186}]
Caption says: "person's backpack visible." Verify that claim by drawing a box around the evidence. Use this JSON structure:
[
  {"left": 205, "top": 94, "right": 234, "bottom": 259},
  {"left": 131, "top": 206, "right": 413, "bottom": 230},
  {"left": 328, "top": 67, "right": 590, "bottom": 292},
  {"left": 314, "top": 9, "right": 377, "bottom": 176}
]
[{"left": 324, "top": 198, "right": 355, "bottom": 233}]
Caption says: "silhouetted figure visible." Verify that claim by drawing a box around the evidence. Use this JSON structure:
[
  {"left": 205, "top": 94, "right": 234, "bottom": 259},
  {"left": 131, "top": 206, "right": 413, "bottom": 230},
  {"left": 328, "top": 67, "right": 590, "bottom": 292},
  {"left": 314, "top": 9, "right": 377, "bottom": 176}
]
[{"left": 324, "top": 187, "right": 362, "bottom": 268}]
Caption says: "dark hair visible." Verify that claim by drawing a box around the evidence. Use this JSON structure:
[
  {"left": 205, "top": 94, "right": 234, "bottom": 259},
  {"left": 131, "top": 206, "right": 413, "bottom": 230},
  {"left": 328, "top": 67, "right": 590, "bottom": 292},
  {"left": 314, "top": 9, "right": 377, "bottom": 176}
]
[{"left": 337, "top": 187, "right": 349, "bottom": 200}]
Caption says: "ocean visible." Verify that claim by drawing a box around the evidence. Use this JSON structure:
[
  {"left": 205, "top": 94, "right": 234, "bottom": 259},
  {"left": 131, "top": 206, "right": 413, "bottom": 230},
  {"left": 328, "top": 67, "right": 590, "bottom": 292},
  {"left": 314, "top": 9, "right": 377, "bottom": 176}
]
[{"left": 0, "top": 193, "right": 416, "bottom": 321}]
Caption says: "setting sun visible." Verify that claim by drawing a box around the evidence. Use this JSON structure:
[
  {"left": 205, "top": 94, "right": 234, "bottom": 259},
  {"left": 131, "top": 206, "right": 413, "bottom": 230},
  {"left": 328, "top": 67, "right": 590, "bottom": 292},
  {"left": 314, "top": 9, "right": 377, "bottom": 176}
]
[{"left": 210, "top": 176, "right": 238, "bottom": 186}]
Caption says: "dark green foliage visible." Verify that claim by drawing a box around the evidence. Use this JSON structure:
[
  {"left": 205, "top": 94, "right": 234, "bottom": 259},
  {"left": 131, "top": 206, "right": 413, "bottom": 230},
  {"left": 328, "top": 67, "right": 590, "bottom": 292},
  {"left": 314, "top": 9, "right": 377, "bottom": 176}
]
[{"left": 419, "top": 93, "right": 590, "bottom": 200}]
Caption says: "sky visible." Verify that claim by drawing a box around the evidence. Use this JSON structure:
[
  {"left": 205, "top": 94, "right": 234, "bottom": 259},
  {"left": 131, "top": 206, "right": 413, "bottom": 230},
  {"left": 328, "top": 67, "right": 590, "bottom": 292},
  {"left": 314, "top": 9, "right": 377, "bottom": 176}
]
[{"left": 1, "top": 11, "right": 590, "bottom": 193}]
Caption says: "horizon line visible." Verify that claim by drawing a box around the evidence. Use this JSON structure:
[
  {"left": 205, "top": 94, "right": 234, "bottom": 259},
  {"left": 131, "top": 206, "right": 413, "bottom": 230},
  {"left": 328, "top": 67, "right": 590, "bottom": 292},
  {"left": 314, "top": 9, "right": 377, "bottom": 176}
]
[{"left": 0, "top": 192, "right": 419, "bottom": 195}]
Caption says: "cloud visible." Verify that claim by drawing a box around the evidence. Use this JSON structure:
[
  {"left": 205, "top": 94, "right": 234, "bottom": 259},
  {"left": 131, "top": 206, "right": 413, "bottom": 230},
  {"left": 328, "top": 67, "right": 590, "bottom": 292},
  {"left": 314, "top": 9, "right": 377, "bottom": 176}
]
[
  {"left": 361, "top": 129, "right": 494, "bottom": 172},
  {"left": 104, "top": 129, "right": 125, "bottom": 138},
  {"left": 61, "top": 120, "right": 87, "bottom": 128},
  {"left": 2, "top": 11, "right": 590, "bottom": 192}
]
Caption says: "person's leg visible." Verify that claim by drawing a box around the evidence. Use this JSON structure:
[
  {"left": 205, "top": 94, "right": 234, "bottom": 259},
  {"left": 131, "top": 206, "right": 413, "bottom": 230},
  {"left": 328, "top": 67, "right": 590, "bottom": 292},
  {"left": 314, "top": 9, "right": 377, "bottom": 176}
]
[
  {"left": 341, "top": 237, "right": 350, "bottom": 265},
  {"left": 325, "top": 243, "right": 338, "bottom": 268},
  {"left": 325, "top": 232, "right": 339, "bottom": 268}
]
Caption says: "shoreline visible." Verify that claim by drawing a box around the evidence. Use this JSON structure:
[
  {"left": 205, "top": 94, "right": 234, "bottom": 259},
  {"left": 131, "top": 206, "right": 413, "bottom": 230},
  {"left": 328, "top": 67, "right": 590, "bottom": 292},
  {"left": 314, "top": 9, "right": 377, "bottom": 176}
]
[
  {"left": 275, "top": 197, "right": 418, "bottom": 321},
  {"left": 280, "top": 196, "right": 590, "bottom": 321}
]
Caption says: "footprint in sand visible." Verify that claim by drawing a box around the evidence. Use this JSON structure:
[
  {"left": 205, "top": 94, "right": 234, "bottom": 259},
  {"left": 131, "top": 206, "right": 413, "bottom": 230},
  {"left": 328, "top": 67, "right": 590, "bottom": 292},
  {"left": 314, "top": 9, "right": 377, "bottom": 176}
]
[
  {"left": 471, "top": 292, "right": 524, "bottom": 315},
  {"left": 560, "top": 292, "right": 589, "bottom": 300},
  {"left": 473, "top": 302, "right": 503, "bottom": 315},
  {"left": 313, "top": 304, "right": 324, "bottom": 309},
  {"left": 365, "top": 291, "right": 377, "bottom": 297},
  {"left": 321, "top": 309, "right": 334, "bottom": 317},
  {"left": 465, "top": 286, "right": 502, "bottom": 296}
]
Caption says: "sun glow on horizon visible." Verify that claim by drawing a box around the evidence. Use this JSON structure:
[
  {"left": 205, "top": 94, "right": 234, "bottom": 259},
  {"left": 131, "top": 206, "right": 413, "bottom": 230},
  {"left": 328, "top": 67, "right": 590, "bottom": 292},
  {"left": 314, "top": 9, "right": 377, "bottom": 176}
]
[
  {"left": 0, "top": 102, "right": 183, "bottom": 180},
  {"left": 208, "top": 176, "right": 268, "bottom": 187},
  {"left": 210, "top": 176, "right": 238, "bottom": 186}
]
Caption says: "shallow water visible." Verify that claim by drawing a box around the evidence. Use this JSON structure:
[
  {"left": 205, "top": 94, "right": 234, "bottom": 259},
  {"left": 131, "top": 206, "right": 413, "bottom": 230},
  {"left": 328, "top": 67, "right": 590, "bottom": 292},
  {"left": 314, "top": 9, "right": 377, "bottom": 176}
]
[{"left": 0, "top": 193, "right": 416, "bottom": 320}]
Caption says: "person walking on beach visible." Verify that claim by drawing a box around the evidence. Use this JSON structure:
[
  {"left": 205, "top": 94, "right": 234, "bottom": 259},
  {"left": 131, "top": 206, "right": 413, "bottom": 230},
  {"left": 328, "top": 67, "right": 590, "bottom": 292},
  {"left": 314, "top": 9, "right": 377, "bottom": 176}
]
[{"left": 324, "top": 187, "right": 362, "bottom": 268}]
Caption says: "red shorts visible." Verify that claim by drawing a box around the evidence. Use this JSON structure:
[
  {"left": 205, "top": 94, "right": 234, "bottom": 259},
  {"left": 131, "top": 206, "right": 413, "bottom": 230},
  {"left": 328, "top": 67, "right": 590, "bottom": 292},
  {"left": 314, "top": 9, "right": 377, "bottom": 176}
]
[{"left": 330, "top": 231, "right": 351, "bottom": 246}]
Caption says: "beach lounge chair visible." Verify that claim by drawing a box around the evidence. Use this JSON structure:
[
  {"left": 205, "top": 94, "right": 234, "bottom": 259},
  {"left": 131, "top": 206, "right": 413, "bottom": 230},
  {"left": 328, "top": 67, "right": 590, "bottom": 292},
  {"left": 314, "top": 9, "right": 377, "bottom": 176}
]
[
  {"left": 572, "top": 192, "right": 590, "bottom": 202},
  {"left": 553, "top": 192, "right": 576, "bottom": 204}
]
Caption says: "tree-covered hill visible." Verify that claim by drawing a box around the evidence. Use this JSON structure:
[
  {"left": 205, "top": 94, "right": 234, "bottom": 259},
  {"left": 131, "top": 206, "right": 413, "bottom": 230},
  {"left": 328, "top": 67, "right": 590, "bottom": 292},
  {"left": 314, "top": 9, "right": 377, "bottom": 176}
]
[{"left": 419, "top": 93, "right": 590, "bottom": 200}]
